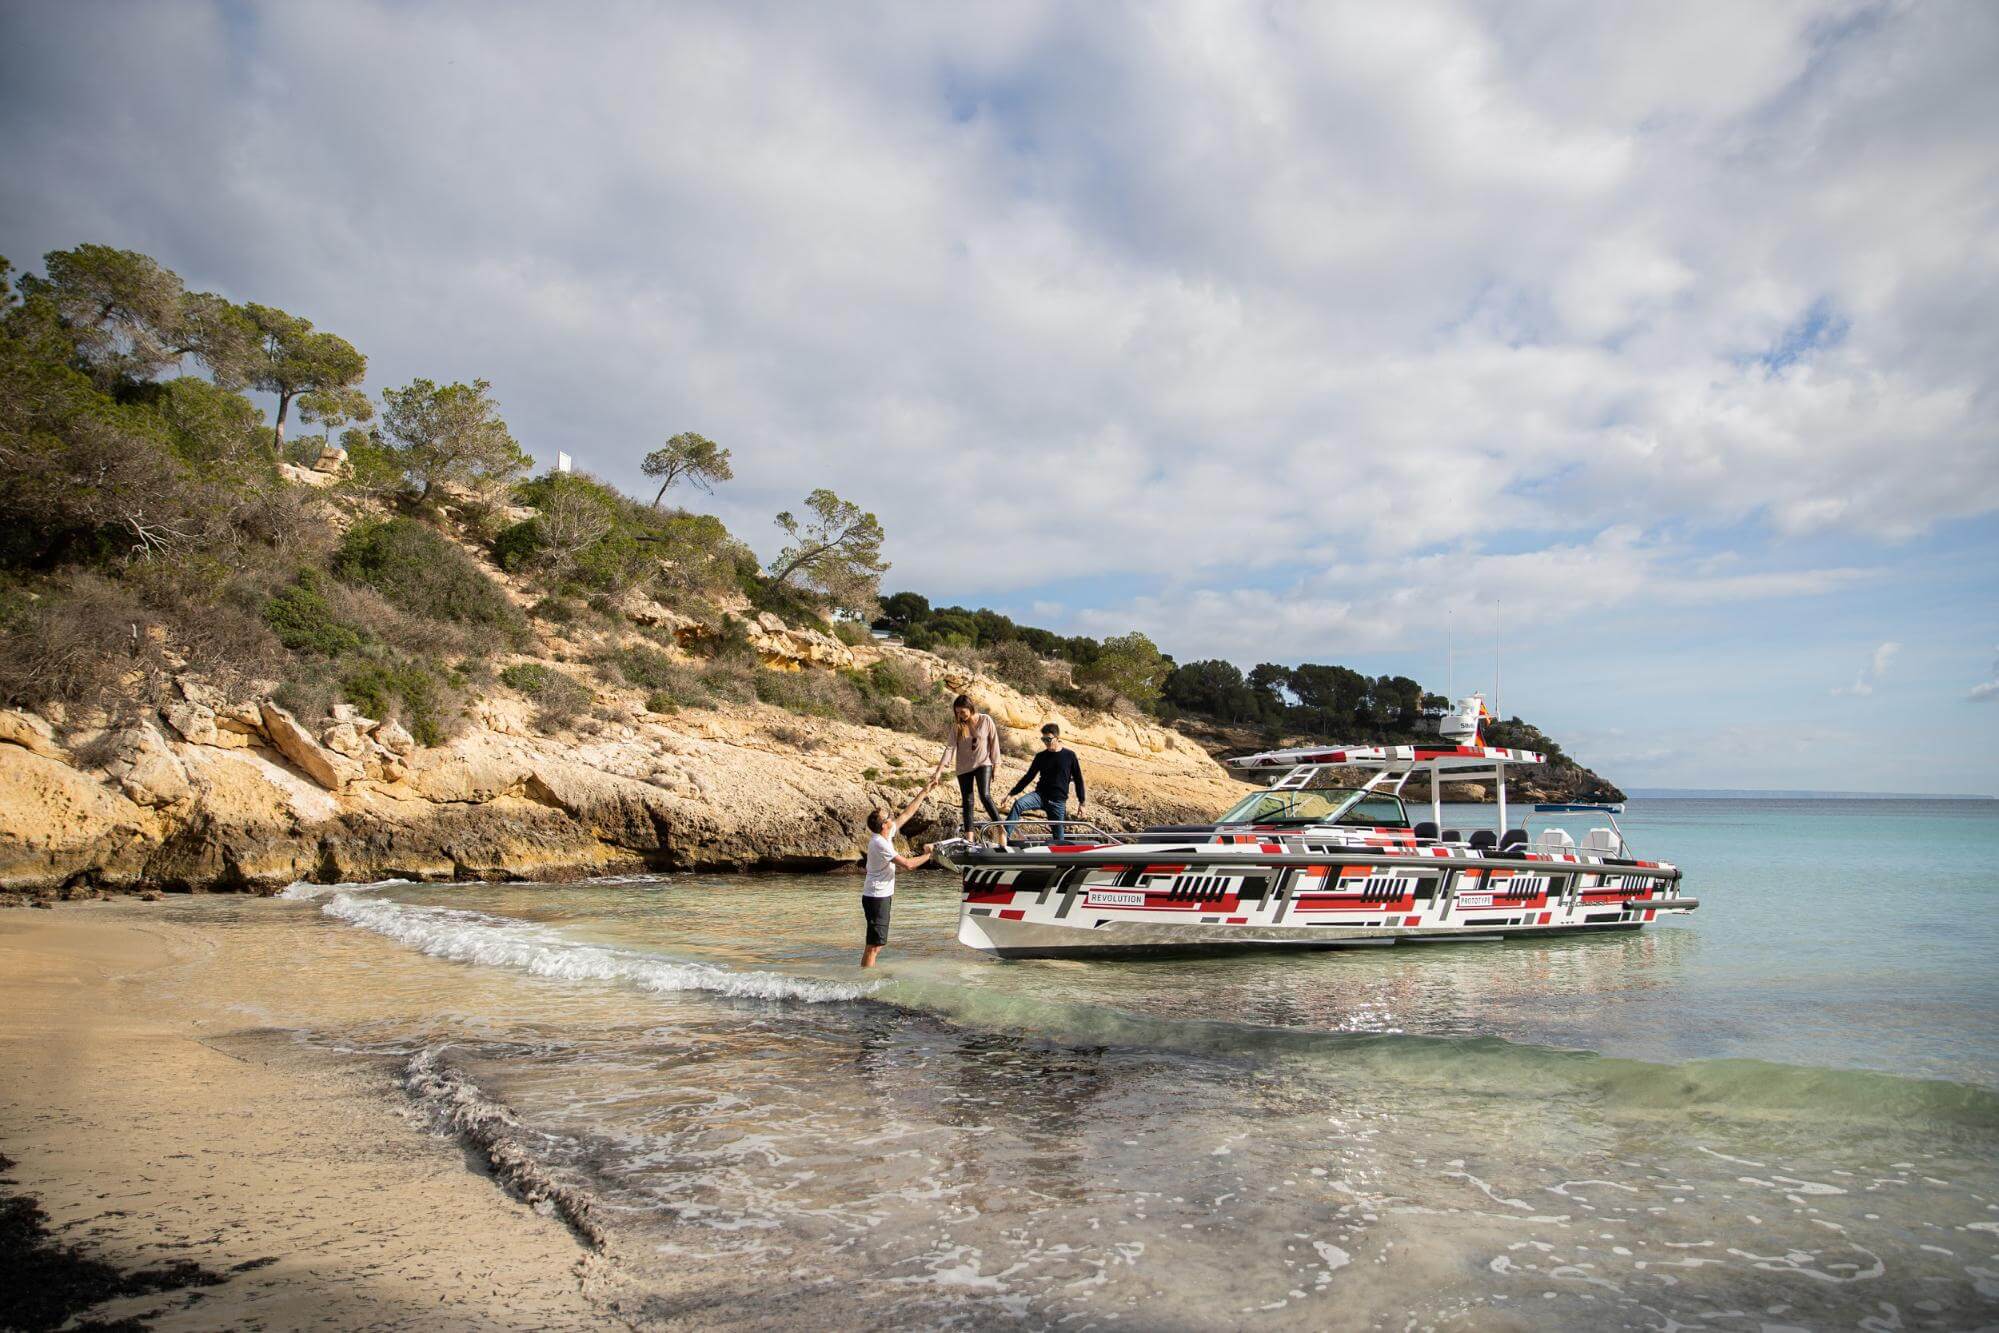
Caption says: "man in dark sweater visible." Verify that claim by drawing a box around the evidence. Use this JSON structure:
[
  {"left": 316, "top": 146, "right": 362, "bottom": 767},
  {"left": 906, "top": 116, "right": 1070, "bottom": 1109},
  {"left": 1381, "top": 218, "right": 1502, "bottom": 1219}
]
[{"left": 1004, "top": 723, "right": 1086, "bottom": 842}]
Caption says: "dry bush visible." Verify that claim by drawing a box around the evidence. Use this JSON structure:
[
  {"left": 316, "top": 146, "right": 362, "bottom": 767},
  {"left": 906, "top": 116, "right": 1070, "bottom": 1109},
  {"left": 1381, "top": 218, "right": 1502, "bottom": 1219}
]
[
  {"left": 0, "top": 574, "right": 159, "bottom": 709},
  {"left": 767, "top": 720, "right": 820, "bottom": 751},
  {"left": 754, "top": 666, "right": 866, "bottom": 722},
  {"left": 985, "top": 640, "right": 1050, "bottom": 695},
  {"left": 222, "top": 483, "right": 334, "bottom": 564},
  {"left": 697, "top": 658, "right": 759, "bottom": 704}
]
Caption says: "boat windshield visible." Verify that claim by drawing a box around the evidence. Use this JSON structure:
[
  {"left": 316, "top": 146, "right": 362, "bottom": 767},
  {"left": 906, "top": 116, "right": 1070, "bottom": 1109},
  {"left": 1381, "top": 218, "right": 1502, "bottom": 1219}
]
[{"left": 1216, "top": 787, "right": 1410, "bottom": 828}]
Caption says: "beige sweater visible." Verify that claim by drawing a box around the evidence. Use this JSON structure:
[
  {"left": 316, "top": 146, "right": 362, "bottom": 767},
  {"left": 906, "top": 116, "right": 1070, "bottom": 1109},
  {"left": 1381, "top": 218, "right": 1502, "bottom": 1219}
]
[{"left": 948, "top": 714, "right": 1000, "bottom": 775}]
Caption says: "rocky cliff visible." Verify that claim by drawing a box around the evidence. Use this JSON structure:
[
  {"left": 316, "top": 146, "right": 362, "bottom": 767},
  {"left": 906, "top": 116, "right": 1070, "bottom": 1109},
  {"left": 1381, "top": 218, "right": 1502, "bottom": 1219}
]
[{"left": 0, "top": 631, "right": 1248, "bottom": 899}]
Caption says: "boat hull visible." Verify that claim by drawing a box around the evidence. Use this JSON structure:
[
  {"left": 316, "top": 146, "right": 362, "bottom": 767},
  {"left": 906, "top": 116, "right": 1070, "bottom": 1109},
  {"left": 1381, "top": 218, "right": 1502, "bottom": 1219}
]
[
  {"left": 958, "top": 910, "right": 1647, "bottom": 959},
  {"left": 948, "top": 842, "right": 1690, "bottom": 959}
]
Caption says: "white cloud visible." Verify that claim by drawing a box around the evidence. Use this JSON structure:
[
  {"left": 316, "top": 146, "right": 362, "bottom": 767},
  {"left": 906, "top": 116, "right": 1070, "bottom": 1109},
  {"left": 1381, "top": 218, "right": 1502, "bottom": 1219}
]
[
  {"left": 0, "top": 0, "right": 1994, "bottom": 613},
  {"left": 1971, "top": 650, "right": 1999, "bottom": 703},
  {"left": 1832, "top": 640, "right": 1901, "bottom": 697},
  {"left": 1070, "top": 526, "right": 1875, "bottom": 662}
]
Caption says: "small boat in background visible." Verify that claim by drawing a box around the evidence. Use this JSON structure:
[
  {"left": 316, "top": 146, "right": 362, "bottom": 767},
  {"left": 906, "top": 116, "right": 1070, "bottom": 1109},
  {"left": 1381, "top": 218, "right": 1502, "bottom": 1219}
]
[{"left": 1535, "top": 801, "right": 1625, "bottom": 813}]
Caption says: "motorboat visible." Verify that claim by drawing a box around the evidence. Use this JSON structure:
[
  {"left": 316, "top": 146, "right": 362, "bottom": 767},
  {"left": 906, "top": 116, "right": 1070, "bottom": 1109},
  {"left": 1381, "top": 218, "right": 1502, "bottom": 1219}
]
[{"left": 935, "top": 696, "right": 1693, "bottom": 959}]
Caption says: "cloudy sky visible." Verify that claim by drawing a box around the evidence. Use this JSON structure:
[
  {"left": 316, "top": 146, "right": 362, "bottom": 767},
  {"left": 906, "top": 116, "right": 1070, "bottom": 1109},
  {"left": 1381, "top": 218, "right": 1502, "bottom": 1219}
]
[{"left": 4, "top": 0, "right": 1996, "bottom": 793}]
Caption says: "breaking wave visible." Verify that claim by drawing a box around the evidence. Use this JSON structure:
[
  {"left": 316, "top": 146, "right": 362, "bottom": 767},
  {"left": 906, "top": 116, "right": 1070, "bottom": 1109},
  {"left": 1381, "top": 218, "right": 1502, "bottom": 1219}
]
[
  {"left": 279, "top": 877, "right": 413, "bottom": 900},
  {"left": 320, "top": 891, "right": 876, "bottom": 1003}
]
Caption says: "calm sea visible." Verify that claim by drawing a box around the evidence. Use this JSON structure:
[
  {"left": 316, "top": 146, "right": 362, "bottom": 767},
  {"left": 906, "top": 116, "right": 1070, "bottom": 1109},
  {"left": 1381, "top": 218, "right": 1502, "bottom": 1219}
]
[{"left": 216, "top": 798, "right": 1998, "bottom": 1327}]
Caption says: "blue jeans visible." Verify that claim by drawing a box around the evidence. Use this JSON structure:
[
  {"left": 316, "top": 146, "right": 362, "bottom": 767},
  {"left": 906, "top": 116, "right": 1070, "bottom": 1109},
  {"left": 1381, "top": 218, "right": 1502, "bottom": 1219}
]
[{"left": 1005, "top": 791, "right": 1068, "bottom": 842}]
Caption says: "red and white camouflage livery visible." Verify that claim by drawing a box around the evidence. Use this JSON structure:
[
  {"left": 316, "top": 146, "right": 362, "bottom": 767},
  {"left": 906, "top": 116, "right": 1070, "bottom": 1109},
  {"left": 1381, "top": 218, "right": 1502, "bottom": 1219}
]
[{"left": 936, "top": 696, "right": 1694, "bottom": 959}]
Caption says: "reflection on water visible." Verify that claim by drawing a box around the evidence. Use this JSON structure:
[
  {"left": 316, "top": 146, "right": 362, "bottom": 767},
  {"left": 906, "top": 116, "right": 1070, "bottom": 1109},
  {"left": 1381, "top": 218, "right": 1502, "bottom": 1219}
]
[{"left": 180, "top": 799, "right": 1999, "bottom": 1328}]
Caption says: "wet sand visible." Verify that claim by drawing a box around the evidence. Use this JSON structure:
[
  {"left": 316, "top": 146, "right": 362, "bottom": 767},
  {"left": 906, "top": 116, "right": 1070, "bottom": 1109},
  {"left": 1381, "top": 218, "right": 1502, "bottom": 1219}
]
[{"left": 0, "top": 901, "right": 627, "bottom": 1331}]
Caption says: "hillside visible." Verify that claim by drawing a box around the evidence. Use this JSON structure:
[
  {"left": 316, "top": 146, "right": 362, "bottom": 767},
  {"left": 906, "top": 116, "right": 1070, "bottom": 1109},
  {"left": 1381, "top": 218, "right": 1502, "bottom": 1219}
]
[{"left": 0, "top": 243, "right": 1617, "bottom": 899}]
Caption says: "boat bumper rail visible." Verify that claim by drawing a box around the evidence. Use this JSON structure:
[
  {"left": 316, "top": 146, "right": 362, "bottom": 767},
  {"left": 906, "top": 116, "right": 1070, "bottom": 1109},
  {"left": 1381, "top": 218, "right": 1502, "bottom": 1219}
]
[
  {"left": 1625, "top": 897, "right": 1698, "bottom": 911},
  {"left": 932, "top": 838, "right": 972, "bottom": 873}
]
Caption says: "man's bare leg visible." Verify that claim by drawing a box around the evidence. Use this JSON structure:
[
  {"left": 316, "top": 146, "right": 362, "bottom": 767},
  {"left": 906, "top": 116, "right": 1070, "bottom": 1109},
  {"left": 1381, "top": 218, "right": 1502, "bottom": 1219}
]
[{"left": 861, "top": 945, "right": 881, "bottom": 968}]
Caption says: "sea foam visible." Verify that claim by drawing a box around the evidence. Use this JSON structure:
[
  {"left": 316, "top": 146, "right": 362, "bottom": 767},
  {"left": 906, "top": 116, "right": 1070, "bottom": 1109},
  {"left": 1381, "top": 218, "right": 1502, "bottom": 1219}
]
[
  {"left": 278, "top": 877, "right": 414, "bottom": 900},
  {"left": 321, "top": 891, "right": 875, "bottom": 1003}
]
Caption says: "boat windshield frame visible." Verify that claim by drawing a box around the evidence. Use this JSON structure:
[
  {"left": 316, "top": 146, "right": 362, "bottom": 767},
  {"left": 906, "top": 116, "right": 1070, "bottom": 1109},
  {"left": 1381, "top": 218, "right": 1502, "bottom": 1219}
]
[{"left": 1215, "top": 786, "right": 1410, "bottom": 829}]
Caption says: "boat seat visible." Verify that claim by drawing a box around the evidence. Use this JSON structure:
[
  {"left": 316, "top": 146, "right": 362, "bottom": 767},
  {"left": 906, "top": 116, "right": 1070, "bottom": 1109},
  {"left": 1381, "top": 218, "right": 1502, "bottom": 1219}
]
[
  {"left": 1413, "top": 820, "right": 1440, "bottom": 842},
  {"left": 1468, "top": 830, "right": 1497, "bottom": 851},
  {"left": 1535, "top": 828, "right": 1576, "bottom": 851},
  {"left": 1581, "top": 828, "right": 1622, "bottom": 853},
  {"left": 1497, "top": 828, "right": 1528, "bottom": 852},
  {"left": 1439, "top": 828, "right": 1462, "bottom": 843}
]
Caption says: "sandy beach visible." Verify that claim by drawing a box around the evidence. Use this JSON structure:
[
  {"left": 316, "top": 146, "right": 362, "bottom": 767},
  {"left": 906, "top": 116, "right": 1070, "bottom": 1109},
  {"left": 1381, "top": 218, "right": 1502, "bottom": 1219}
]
[{"left": 0, "top": 900, "right": 626, "bottom": 1331}]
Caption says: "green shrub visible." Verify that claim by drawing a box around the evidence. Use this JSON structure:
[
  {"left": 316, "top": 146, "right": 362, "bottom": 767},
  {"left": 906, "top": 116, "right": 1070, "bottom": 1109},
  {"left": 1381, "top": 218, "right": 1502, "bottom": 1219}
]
[
  {"left": 334, "top": 518, "right": 524, "bottom": 639},
  {"left": 530, "top": 595, "right": 584, "bottom": 624},
  {"left": 985, "top": 640, "right": 1050, "bottom": 695},
  {"left": 689, "top": 614, "right": 757, "bottom": 661},
  {"left": 748, "top": 577, "right": 825, "bottom": 627},
  {"left": 158, "top": 377, "right": 268, "bottom": 472},
  {"left": 336, "top": 428, "right": 409, "bottom": 501},
  {"left": 499, "top": 662, "right": 551, "bottom": 692},
  {"left": 263, "top": 571, "right": 365, "bottom": 656},
  {"left": 644, "top": 689, "right": 676, "bottom": 714},
  {"left": 492, "top": 518, "right": 546, "bottom": 573},
  {"left": 499, "top": 661, "right": 592, "bottom": 729},
  {"left": 830, "top": 657, "right": 946, "bottom": 737},
  {"left": 342, "top": 657, "right": 452, "bottom": 745},
  {"left": 599, "top": 643, "right": 675, "bottom": 688},
  {"left": 601, "top": 644, "right": 709, "bottom": 711},
  {"left": 1053, "top": 680, "right": 1118, "bottom": 716}
]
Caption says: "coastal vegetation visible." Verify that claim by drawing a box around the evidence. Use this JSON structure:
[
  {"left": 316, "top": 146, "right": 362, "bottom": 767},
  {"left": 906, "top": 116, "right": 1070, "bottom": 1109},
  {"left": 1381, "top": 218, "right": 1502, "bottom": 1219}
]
[
  {"left": 0, "top": 239, "right": 1617, "bottom": 822},
  {"left": 868, "top": 592, "right": 1608, "bottom": 792}
]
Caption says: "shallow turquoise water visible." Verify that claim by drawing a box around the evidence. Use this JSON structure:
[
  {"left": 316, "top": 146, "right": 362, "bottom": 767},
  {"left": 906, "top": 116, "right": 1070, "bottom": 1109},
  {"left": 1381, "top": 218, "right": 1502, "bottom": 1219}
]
[{"left": 255, "top": 798, "right": 1999, "bottom": 1328}]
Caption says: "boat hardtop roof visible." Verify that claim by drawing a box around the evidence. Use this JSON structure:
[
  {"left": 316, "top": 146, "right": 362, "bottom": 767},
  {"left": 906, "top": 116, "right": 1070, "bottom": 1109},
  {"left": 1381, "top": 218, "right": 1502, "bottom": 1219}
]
[{"left": 1228, "top": 743, "right": 1546, "bottom": 775}]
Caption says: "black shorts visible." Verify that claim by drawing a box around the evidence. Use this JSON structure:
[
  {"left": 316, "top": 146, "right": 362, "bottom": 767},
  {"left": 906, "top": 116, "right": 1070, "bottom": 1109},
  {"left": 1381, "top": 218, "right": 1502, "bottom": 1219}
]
[{"left": 861, "top": 894, "right": 892, "bottom": 947}]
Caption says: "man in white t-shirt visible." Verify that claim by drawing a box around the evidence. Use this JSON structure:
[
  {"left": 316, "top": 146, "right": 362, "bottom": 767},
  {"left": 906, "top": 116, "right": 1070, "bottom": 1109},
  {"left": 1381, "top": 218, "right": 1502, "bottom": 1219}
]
[{"left": 861, "top": 776, "right": 940, "bottom": 968}]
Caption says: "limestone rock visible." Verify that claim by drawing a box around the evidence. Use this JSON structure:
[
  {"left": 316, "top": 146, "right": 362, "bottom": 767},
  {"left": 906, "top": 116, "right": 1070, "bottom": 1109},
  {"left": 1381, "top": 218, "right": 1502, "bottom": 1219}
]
[
  {"left": 370, "top": 719, "right": 416, "bottom": 756},
  {"left": 278, "top": 461, "right": 337, "bottom": 489},
  {"left": 621, "top": 595, "right": 700, "bottom": 636},
  {"left": 0, "top": 710, "right": 64, "bottom": 759},
  {"left": 0, "top": 619, "right": 1261, "bottom": 895},
  {"left": 259, "top": 702, "right": 362, "bottom": 790},
  {"left": 215, "top": 702, "right": 264, "bottom": 736},
  {"left": 0, "top": 745, "right": 160, "bottom": 890},
  {"left": 161, "top": 702, "right": 219, "bottom": 746},
  {"left": 176, "top": 678, "right": 226, "bottom": 710},
  {"left": 745, "top": 616, "right": 859, "bottom": 672},
  {"left": 100, "top": 720, "right": 193, "bottom": 808},
  {"left": 320, "top": 721, "right": 372, "bottom": 759}
]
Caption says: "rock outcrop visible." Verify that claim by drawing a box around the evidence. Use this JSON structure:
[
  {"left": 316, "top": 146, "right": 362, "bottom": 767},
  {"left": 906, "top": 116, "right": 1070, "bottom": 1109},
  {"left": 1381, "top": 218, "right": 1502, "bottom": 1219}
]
[{"left": 0, "top": 649, "right": 1251, "bottom": 898}]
